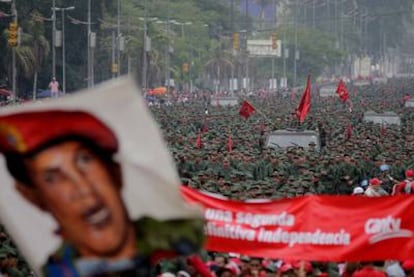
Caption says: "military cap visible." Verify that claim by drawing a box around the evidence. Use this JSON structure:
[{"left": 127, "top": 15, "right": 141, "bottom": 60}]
[{"left": 0, "top": 110, "right": 118, "bottom": 155}]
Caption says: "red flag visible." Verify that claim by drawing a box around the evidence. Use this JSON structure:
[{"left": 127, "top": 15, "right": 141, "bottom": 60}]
[
  {"left": 239, "top": 100, "right": 255, "bottom": 119},
  {"left": 336, "top": 80, "right": 349, "bottom": 103},
  {"left": 346, "top": 124, "right": 352, "bottom": 140},
  {"left": 228, "top": 132, "right": 233, "bottom": 153},
  {"left": 195, "top": 132, "right": 202, "bottom": 149},
  {"left": 296, "top": 75, "right": 311, "bottom": 123}
]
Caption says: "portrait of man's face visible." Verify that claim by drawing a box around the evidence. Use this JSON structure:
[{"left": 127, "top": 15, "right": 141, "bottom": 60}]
[
  {"left": 0, "top": 79, "right": 204, "bottom": 276},
  {"left": 17, "top": 140, "right": 135, "bottom": 259}
]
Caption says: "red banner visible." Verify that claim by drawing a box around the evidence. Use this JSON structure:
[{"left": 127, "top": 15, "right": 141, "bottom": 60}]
[{"left": 181, "top": 187, "right": 414, "bottom": 261}]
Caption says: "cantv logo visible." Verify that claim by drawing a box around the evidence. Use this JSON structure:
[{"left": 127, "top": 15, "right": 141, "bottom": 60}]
[{"left": 364, "top": 216, "right": 413, "bottom": 244}]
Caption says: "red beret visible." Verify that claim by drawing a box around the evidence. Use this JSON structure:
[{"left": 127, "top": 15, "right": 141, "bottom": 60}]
[
  {"left": 369, "top": 178, "right": 382, "bottom": 186},
  {"left": 406, "top": 169, "right": 414, "bottom": 178},
  {"left": 402, "top": 260, "right": 414, "bottom": 271},
  {"left": 0, "top": 110, "right": 118, "bottom": 155}
]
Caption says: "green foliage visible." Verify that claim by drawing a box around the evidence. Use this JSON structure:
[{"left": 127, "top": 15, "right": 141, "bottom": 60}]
[
  {"left": 0, "top": 0, "right": 412, "bottom": 93},
  {"left": 0, "top": 225, "right": 32, "bottom": 276}
]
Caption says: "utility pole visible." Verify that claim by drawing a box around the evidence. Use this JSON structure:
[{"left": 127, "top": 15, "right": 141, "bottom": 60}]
[
  {"left": 303, "top": 2, "right": 306, "bottom": 25},
  {"left": 11, "top": 0, "right": 17, "bottom": 103},
  {"left": 62, "top": 9, "right": 66, "bottom": 94},
  {"left": 142, "top": 0, "right": 148, "bottom": 89},
  {"left": 271, "top": 0, "right": 277, "bottom": 91},
  {"left": 87, "top": 0, "right": 92, "bottom": 87},
  {"left": 327, "top": 0, "right": 330, "bottom": 33},
  {"left": 52, "top": 0, "right": 56, "bottom": 78},
  {"left": 340, "top": 2, "right": 344, "bottom": 50},
  {"left": 245, "top": 0, "right": 249, "bottom": 92},
  {"left": 166, "top": 0, "right": 171, "bottom": 92},
  {"left": 334, "top": 0, "right": 338, "bottom": 44},
  {"left": 54, "top": 6, "right": 75, "bottom": 95},
  {"left": 117, "top": 0, "right": 121, "bottom": 77},
  {"left": 293, "top": 0, "right": 298, "bottom": 88},
  {"left": 283, "top": 27, "right": 287, "bottom": 88},
  {"left": 112, "top": 30, "right": 116, "bottom": 79},
  {"left": 230, "top": 0, "right": 234, "bottom": 92},
  {"left": 312, "top": 0, "right": 316, "bottom": 28}
]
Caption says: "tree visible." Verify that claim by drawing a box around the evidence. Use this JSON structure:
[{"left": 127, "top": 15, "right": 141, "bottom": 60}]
[
  {"left": 2, "top": 29, "right": 36, "bottom": 98},
  {"left": 274, "top": 24, "right": 344, "bottom": 83},
  {"left": 26, "top": 11, "right": 50, "bottom": 99}
]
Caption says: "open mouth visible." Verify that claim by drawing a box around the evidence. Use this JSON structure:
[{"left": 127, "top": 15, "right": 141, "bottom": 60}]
[{"left": 83, "top": 204, "right": 111, "bottom": 228}]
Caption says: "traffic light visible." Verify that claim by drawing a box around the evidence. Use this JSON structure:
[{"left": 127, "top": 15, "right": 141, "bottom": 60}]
[
  {"left": 8, "top": 22, "right": 18, "bottom": 48},
  {"left": 271, "top": 32, "right": 278, "bottom": 50},
  {"left": 233, "top": 32, "right": 240, "bottom": 50}
]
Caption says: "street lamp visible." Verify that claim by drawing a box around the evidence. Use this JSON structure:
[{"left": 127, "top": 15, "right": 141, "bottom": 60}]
[
  {"left": 116, "top": 0, "right": 122, "bottom": 78},
  {"left": 68, "top": 14, "right": 96, "bottom": 88},
  {"left": 139, "top": 16, "right": 158, "bottom": 89},
  {"left": 154, "top": 18, "right": 174, "bottom": 90},
  {"left": 170, "top": 20, "right": 193, "bottom": 92},
  {"left": 53, "top": 6, "right": 75, "bottom": 95},
  {"left": 170, "top": 20, "right": 192, "bottom": 37},
  {"left": 97, "top": 19, "right": 121, "bottom": 79},
  {"left": 87, "top": 0, "right": 92, "bottom": 88},
  {"left": 51, "top": 0, "right": 56, "bottom": 78}
]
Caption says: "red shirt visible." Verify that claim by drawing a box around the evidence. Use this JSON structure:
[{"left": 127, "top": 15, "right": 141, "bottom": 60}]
[
  {"left": 393, "top": 180, "right": 414, "bottom": 195},
  {"left": 352, "top": 266, "right": 387, "bottom": 277}
]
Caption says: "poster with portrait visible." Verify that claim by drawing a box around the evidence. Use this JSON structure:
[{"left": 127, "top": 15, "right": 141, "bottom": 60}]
[{"left": 0, "top": 77, "right": 203, "bottom": 276}]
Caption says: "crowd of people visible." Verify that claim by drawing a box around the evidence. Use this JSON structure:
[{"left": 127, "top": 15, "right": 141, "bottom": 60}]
[
  {"left": 154, "top": 257, "right": 414, "bottom": 277},
  {"left": 149, "top": 77, "right": 414, "bottom": 276},
  {"left": 155, "top": 79, "right": 414, "bottom": 200},
  {"left": 1, "top": 77, "right": 414, "bottom": 276}
]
